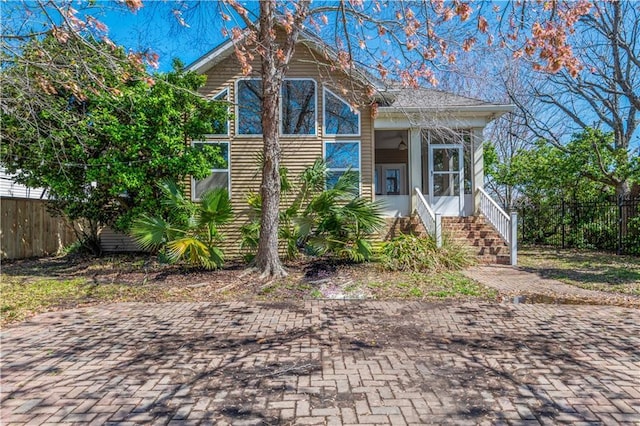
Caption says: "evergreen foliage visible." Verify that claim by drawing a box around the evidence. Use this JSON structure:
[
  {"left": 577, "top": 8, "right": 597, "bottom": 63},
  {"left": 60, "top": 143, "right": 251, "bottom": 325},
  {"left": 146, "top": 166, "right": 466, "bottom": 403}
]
[
  {"left": 130, "top": 180, "right": 232, "bottom": 269},
  {"left": 241, "top": 160, "right": 385, "bottom": 263},
  {"left": 1, "top": 35, "right": 228, "bottom": 253}
]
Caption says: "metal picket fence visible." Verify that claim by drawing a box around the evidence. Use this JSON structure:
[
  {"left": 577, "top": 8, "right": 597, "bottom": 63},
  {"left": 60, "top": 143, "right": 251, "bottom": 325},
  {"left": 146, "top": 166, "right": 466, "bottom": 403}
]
[{"left": 518, "top": 196, "right": 640, "bottom": 255}]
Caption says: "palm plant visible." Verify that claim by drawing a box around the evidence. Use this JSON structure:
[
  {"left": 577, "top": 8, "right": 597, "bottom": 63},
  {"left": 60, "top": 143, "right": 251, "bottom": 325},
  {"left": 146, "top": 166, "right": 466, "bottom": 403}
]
[
  {"left": 301, "top": 167, "right": 385, "bottom": 261},
  {"left": 241, "top": 159, "right": 384, "bottom": 262},
  {"left": 131, "top": 180, "right": 232, "bottom": 269}
]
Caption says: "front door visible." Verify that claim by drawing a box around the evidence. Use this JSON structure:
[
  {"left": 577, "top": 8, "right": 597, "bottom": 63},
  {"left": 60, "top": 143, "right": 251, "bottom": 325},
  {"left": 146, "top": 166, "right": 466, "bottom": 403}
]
[{"left": 429, "top": 145, "right": 464, "bottom": 216}]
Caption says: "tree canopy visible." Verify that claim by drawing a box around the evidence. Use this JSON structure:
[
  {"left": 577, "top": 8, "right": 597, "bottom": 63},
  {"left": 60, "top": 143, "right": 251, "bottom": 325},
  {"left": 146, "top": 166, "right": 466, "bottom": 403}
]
[
  {"left": 506, "top": 1, "right": 639, "bottom": 197},
  {"left": 1, "top": 34, "right": 228, "bottom": 253},
  {"left": 485, "top": 127, "right": 640, "bottom": 206}
]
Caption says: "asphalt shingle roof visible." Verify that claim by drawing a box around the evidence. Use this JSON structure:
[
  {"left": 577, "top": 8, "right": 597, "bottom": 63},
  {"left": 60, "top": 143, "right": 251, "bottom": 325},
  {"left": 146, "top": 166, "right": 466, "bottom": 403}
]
[{"left": 379, "top": 87, "right": 494, "bottom": 109}]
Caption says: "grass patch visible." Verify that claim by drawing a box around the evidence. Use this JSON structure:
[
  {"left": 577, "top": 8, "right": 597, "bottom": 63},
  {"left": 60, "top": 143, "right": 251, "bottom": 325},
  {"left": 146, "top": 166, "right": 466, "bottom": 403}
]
[
  {"left": 1, "top": 252, "right": 497, "bottom": 327},
  {"left": 518, "top": 246, "right": 640, "bottom": 296},
  {"left": 1, "top": 277, "right": 160, "bottom": 327},
  {"left": 363, "top": 271, "right": 496, "bottom": 300},
  {"left": 378, "top": 233, "right": 475, "bottom": 272}
]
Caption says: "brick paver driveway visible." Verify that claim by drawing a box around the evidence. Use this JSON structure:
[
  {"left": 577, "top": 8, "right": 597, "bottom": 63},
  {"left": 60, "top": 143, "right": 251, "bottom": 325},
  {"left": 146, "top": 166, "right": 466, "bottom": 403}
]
[{"left": 2, "top": 301, "right": 639, "bottom": 425}]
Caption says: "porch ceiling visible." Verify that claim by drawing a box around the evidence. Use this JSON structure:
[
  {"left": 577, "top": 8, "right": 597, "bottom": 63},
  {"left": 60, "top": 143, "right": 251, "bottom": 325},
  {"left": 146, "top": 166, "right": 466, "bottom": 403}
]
[{"left": 375, "top": 130, "right": 409, "bottom": 149}]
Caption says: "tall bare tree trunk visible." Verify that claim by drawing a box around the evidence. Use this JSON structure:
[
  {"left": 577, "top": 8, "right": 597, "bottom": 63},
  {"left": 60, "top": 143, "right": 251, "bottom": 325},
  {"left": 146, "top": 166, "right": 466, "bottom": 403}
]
[{"left": 255, "top": 0, "right": 287, "bottom": 278}]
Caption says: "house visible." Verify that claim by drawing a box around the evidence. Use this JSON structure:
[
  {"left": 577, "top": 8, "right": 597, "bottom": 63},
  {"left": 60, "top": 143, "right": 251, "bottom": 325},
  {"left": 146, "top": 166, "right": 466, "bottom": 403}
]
[
  {"left": 2, "top": 31, "right": 517, "bottom": 264},
  {"left": 185, "top": 32, "right": 517, "bottom": 264},
  {"left": 0, "top": 168, "right": 48, "bottom": 200}
]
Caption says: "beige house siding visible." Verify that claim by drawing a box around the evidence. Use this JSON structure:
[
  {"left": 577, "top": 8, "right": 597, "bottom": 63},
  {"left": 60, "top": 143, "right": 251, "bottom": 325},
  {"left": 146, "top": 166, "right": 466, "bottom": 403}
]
[
  {"left": 100, "top": 226, "right": 141, "bottom": 253},
  {"left": 194, "top": 44, "right": 374, "bottom": 257}
]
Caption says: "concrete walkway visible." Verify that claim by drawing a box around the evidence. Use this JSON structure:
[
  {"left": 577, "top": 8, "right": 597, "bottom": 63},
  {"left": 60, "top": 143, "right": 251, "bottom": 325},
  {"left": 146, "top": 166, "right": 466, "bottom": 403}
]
[
  {"left": 464, "top": 265, "right": 640, "bottom": 308},
  {"left": 2, "top": 301, "right": 639, "bottom": 425}
]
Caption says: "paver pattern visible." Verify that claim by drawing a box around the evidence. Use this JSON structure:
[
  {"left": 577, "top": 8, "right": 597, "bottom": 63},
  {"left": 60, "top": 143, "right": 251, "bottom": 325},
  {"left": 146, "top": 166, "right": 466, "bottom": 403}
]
[{"left": 2, "top": 301, "right": 639, "bottom": 425}]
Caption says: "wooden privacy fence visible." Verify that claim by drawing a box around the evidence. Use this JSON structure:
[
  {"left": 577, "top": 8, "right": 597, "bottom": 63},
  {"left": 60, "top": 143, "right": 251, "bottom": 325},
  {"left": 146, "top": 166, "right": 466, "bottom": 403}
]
[{"left": 1, "top": 198, "right": 78, "bottom": 260}]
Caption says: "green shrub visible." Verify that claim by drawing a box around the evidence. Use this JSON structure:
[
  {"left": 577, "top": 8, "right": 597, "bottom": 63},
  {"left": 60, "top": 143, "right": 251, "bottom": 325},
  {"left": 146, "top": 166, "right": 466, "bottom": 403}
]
[
  {"left": 241, "top": 159, "right": 384, "bottom": 263},
  {"left": 130, "top": 180, "right": 232, "bottom": 269},
  {"left": 624, "top": 215, "right": 640, "bottom": 255},
  {"left": 378, "top": 233, "right": 475, "bottom": 272}
]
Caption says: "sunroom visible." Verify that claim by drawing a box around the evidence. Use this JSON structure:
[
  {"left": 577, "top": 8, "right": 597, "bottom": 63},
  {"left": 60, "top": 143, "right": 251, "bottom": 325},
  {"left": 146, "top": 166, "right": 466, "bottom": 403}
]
[{"left": 372, "top": 87, "right": 513, "bottom": 219}]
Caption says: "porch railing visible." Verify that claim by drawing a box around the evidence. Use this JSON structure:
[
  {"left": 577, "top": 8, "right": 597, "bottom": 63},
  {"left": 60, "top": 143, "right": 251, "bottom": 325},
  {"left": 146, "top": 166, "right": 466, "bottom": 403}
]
[
  {"left": 414, "top": 187, "right": 442, "bottom": 247},
  {"left": 478, "top": 187, "right": 518, "bottom": 265}
]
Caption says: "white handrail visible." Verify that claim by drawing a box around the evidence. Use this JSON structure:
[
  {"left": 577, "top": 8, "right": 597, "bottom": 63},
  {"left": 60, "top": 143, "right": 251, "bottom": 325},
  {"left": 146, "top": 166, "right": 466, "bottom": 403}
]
[
  {"left": 477, "top": 187, "right": 517, "bottom": 265},
  {"left": 478, "top": 187, "right": 510, "bottom": 242},
  {"left": 414, "top": 187, "right": 442, "bottom": 247}
]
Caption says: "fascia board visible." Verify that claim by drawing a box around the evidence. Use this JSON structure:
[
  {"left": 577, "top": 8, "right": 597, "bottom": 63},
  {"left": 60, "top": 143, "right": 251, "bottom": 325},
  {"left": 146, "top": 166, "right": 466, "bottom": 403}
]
[
  {"left": 186, "top": 39, "right": 237, "bottom": 74},
  {"left": 377, "top": 105, "right": 515, "bottom": 116}
]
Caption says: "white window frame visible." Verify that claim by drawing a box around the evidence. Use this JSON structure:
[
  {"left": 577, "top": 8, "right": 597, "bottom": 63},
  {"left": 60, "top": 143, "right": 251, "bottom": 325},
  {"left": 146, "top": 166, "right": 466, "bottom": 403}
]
[
  {"left": 323, "top": 140, "right": 361, "bottom": 193},
  {"left": 423, "top": 129, "right": 472, "bottom": 195},
  {"left": 280, "top": 78, "right": 317, "bottom": 136},
  {"left": 208, "top": 87, "right": 230, "bottom": 137},
  {"left": 191, "top": 140, "right": 231, "bottom": 201},
  {"left": 235, "top": 78, "right": 263, "bottom": 137},
  {"left": 323, "top": 87, "right": 361, "bottom": 137}
]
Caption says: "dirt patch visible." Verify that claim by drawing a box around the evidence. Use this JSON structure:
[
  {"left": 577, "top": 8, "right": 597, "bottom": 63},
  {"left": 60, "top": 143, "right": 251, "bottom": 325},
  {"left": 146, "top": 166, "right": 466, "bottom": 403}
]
[
  {"left": 2, "top": 254, "right": 490, "bottom": 301},
  {"left": 1, "top": 254, "right": 499, "bottom": 327}
]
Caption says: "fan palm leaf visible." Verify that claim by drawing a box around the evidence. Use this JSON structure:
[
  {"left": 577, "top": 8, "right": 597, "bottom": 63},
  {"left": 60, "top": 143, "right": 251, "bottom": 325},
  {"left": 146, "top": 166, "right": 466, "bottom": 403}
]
[
  {"left": 130, "top": 214, "right": 171, "bottom": 251},
  {"left": 198, "top": 188, "right": 232, "bottom": 231}
]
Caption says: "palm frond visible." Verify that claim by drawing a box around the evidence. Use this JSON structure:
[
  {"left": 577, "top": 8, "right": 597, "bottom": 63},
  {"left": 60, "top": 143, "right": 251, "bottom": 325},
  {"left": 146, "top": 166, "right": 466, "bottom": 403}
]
[
  {"left": 208, "top": 246, "right": 225, "bottom": 268},
  {"left": 166, "top": 237, "right": 220, "bottom": 269},
  {"left": 332, "top": 169, "right": 360, "bottom": 196},
  {"left": 130, "top": 214, "right": 170, "bottom": 251},
  {"left": 158, "top": 179, "right": 189, "bottom": 211},
  {"left": 294, "top": 215, "right": 315, "bottom": 239},
  {"left": 240, "top": 221, "right": 260, "bottom": 252},
  {"left": 342, "top": 198, "right": 385, "bottom": 234},
  {"left": 301, "top": 159, "right": 327, "bottom": 192},
  {"left": 199, "top": 188, "right": 233, "bottom": 228}
]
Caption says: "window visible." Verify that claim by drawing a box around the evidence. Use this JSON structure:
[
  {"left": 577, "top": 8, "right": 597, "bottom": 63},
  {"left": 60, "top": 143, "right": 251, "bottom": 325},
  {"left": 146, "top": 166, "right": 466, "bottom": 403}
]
[
  {"left": 192, "top": 141, "right": 230, "bottom": 200},
  {"left": 237, "top": 79, "right": 262, "bottom": 135},
  {"left": 324, "top": 88, "right": 360, "bottom": 136},
  {"left": 324, "top": 141, "right": 360, "bottom": 190},
  {"left": 375, "top": 164, "right": 407, "bottom": 195},
  {"left": 211, "top": 88, "right": 229, "bottom": 135},
  {"left": 281, "top": 79, "right": 316, "bottom": 135}
]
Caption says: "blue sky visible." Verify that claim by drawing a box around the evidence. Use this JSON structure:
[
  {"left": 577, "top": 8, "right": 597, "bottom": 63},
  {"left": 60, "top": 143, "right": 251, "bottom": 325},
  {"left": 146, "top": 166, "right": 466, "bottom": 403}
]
[{"left": 97, "top": 2, "right": 229, "bottom": 71}]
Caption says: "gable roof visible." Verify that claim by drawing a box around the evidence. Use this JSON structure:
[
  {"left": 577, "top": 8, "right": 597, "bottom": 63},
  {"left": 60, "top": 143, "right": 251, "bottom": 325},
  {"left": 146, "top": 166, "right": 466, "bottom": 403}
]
[
  {"left": 187, "top": 37, "right": 236, "bottom": 75},
  {"left": 187, "top": 28, "right": 513, "bottom": 117},
  {"left": 186, "top": 26, "right": 385, "bottom": 91},
  {"left": 186, "top": 24, "right": 385, "bottom": 91}
]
